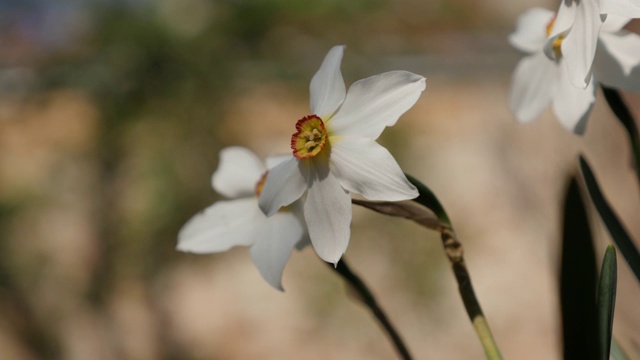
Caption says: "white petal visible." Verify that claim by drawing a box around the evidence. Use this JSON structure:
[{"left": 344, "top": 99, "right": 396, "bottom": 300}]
[
  {"left": 328, "top": 71, "right": 426, "bottom": 140},
  {"left": 595, "top": 31, "right": 640, "bottom": 92},
  {"left": 177, "top": 198, "right": 262, "bottom": 253},
  {"left": 509, "top": 7, "right": 556, "bottom": 53},
  {"left": 560, "top": 0, "right": 603, "bottom": 88},
  {"left": 330, "top": 139, "right": 417, "bottom": 201},
  {"left": 600, "top": 13, "right": 631, "bottom": 32},
  {"left": 212, "top": 146, "right": 265, "bottom": 198},
  {"left": 304, "top": 166, "right": 351, "bottom": 264},
  {"left": 545, "top": 0, "right": 576, "bottom": 60},
  {"left": 265, "top": 153, "right": 293, "bottom": 169},
  {"left": 600, "top": 0, "right": 640, "bottom": 19},
  {"left": 552, "top": 70, "right": 596, "bottom": 134},
  {"left": 258, "top": 157, "right": 308, "bottom": 216},
  {"left": 509, "top": 52, "right": 559, "bottom": 123},
  {"left": 289, "top": 201, "right": 311, "bottom": 250},
  {"left": 249, "top": 211, "right": 305, "bottom": 291},
  {"left": 310, "top": 45, "right": 347, "bottom": 118}
]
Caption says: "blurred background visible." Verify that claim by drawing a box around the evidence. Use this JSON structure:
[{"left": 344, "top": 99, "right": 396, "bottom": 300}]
[{"left": 1, "top": 0, "right": 640, "bottom": 358}]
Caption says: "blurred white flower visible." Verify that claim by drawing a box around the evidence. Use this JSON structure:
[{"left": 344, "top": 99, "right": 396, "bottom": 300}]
[
  {"left": 544, "top": 0, "right": 604, "bottom": 89},
  {"left": 509, "top": 7, "right": 640, "bottom": 133},
  {"left": 258, "top": 45, "right": 425, "bottom": 264},
  {"left": 545, "top": 0, "right": 640, "bottom": 89},
  {"left": 177, "top": 146, "right": 308, "bottom": 291},
  {"left": 600, "top": 0, "right": 640, "bottom": 19}
]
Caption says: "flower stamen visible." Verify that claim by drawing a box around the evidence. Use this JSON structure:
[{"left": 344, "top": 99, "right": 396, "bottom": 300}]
[
  {"left": 255, "top": 171, "right": 268, "bottom": 197},
  {"left": 546, "top": 15, "right": 564, "bottom": 59},
  {"left": 291, "top": 115, "right": 328, "bottom": 159}
]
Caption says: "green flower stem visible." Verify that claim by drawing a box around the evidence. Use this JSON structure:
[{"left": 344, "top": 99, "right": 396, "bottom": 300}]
[
  {"left": 328, "top": 259, "right": 413, "bottom": 360},
  {"left": 601, "top": 86, "right": 640, "bottom": 184},
  {"left": 440, "top": 227, "right": 503, "bottom": 360},
  {"left": 406, "top": 174, "right": 504, "bottom": 360},
  {"left": 472, "top": 316, "right": 503, "bottom": 360}
]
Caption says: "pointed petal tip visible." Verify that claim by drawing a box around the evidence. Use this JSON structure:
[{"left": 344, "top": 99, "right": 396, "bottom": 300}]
[
  {"left": 175, "top": 231, "right": 202, "bottom": 252},
  {"left": 418, "top": 75, "right": 427, "bottom": 88},
  {"left": 257, "top": 185, "right": 282, "bottom": 217},
  {"left": 414, "top": 76, "right": 427, "bottom": 94},
  {"left": 392, "top": 186, "right": 419, "bottom": 201},
  {"left": 313, "top": 244, "right": 345, "bottom": 265},
  {"left": 405, "top": 72, "right": 427, "bottom": 91},
  {"left": 257, "top": 197, "right": 268, "bottom": 213},
  {"left": 257, "top": 197, "right": 278, "bottom": 217},
  {"left": 391, "top": 71, "right": 426, "bottom": 88},
  {"left": 405, "top": 179, "right": 419, "bottom": 196},
  {"left": 174, "top": 241, "right": 196, "bottom": 254},
  {"left": 175, "top": 234, "right": 189, "bottom": 250},
  {"left": 319, "top": 252, "right": 344, "bottom": 267},
  {"left": 260, "top": 272, "right": 286, "bottom": 291}
]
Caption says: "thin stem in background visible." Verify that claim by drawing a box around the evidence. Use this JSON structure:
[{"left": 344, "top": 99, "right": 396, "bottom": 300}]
[
  {"left": 600, "top": 86, "right": 640, "bottom": 184},
  {"left": 406, "top": 174, "right": 503, "bottom": 360},
  {"left": 353, "top": 190, "right": 504, "bottom": 359},
  {"left": 328, "top": 259, "right": 413, "bottom": 360},
  {"left": 438, "top": 226, "right": 503, "bottom": 360}
]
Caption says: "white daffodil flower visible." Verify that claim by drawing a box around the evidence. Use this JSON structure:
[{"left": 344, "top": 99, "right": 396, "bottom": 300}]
[
  {"left": 546, "top": 0, "right": 640, "bottom": 89},
  {"left": 509, "top": 7, "right": 640, "bottom": 133},
  {"left": 177, "top": 146, "right": 308, "bottom": 291},
  {"left": 544, "top": 0, "right": 604, "bottom": 89},
  {"left": 258, "top": 45, "right": 425, "bottom": 265}
]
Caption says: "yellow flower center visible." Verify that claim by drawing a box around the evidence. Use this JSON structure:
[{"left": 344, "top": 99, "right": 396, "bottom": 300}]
[
  {"left": 255, "top": 171, "right": 268, "bottom": 197},
  {"left": 546, "top": 16, "right": 564, "bottom": 59},
  {"left": 291, "top": 115, "right": 328, "bottom": 159}
]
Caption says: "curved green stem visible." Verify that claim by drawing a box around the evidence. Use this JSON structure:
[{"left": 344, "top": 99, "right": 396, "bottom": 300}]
[
  {"left": 404, "top": 174, "right": 450, "bottom": 226},
  {"left": 473, "top": 316, "right": 503, "bottom": 360},
  {"left": 328, "top": 259, "right": 413, "bottom": 360},
  {"left": 406, "top": 174, "right": 503, "bottom": 360}
]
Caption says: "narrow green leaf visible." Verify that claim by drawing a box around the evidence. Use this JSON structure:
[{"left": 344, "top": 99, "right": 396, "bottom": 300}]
[
  {"left": 403, "top": 174, "right": 502, "bottom": 360},
  {"left": 579, "top": 155, "right": 640, "bottom": 283},
  {"left": 597, "top": 245, "right": 617, "bottom": 360},
  {"left": 404, "top": 173, "right": 451, "bottom": 226},
  {"left": 328, "top": 259, "right": 412, "bottom": 360},
  {"left": 601, "top": 86, "right": 640, "bottom": 184},
  {"left": 561, "top": 176, "right": 600, "bottom": 360}
]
